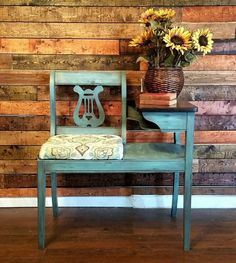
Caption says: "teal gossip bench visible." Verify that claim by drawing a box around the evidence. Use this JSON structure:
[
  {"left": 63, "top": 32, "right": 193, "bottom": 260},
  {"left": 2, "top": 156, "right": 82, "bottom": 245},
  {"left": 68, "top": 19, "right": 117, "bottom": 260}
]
[{"left": 37, "top": 70, "right": 197, "bottom": 250}]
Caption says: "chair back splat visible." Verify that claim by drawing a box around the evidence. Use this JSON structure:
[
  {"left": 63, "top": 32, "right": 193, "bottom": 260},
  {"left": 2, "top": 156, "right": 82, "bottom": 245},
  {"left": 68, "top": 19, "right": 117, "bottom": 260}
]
[{"left": 50, "top": 71, "right": 127, "bottom": 143}]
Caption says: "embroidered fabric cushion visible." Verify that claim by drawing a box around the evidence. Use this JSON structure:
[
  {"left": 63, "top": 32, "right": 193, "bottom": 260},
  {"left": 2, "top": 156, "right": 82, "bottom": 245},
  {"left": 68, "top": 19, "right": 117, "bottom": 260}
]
[{"left": 39, "top": 134, "right": 123, "bottom": 160}]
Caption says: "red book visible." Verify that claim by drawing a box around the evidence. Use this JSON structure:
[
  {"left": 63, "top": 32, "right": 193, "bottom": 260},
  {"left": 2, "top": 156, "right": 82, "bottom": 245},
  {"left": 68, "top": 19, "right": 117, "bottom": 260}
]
[
  {"left": 139, "top": 92, "right": 177, "bottom": 101},
  {"left": 139, "top": 99, "right": 177, "bottom": 106}
]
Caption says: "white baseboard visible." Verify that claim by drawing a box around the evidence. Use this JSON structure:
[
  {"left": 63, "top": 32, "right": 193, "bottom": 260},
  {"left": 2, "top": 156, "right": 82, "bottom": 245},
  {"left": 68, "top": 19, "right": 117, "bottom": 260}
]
[{"left": 0, "top": 195, "right": 236, "bottom": 208}]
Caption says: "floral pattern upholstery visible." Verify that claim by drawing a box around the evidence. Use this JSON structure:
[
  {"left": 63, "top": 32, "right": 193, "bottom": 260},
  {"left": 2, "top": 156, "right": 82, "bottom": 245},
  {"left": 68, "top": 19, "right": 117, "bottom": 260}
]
[{"left": 39, "top": 134, "right": 123, "bottom": 160}]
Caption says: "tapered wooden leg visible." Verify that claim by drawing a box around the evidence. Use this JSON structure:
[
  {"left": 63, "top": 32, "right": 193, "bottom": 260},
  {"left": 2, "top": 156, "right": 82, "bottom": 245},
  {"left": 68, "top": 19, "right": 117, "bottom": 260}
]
[
  {"left": 171, "top": 172, "right": 179, "bottom": 218},
  {"left": 184, "top": 113, "right": 195, "bottom": 251},
  {"left": 51, "top": 172, "right": 59, "bottom": 217},
  {"left": 38, "top": 161, "right": 46, "bottom": 249}
]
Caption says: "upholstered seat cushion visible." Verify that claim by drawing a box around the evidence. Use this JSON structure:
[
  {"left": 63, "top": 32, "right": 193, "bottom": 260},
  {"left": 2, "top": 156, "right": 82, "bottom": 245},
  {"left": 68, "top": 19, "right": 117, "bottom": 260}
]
[{"left": 39, "top": 134, "right": 123, "bottom": 160}]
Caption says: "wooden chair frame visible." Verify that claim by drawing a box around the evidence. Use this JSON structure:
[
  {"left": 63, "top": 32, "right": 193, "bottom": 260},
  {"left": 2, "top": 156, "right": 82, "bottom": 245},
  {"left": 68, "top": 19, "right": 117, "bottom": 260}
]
[{"left": 38, "top": 70, "right": 192, "bottom": 250}]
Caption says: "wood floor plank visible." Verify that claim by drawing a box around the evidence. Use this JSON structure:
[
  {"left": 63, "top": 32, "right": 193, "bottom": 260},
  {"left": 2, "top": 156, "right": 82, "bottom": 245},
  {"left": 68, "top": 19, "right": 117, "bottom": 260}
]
[{"left": 1, "top": 208, "right": 236, "bottom": 262}]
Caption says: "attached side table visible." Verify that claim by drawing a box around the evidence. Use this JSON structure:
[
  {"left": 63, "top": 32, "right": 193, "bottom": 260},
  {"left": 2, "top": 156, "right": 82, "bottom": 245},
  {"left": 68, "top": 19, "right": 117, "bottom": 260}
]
[{"left": 140, "top": 101, "right": 198, "bottom": 251}]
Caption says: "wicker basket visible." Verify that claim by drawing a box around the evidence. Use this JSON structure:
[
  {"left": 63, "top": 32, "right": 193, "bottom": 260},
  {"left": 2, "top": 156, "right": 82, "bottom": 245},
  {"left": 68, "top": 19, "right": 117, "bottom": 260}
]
[{"left": 144, "top": 67, "right": 184, "bottom": 96}]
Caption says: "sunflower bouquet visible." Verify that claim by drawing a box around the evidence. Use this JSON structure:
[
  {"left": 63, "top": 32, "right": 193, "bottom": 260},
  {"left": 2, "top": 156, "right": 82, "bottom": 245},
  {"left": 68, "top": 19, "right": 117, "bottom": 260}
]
[{"left": 129, "top": 8, "right": 214, "bottom": 68}]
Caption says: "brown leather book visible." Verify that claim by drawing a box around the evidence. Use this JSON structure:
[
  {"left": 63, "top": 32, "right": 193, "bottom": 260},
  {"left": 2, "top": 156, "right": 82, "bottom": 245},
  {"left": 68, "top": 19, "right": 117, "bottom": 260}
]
[
  {"left": 139, "top": 92, "right": 177, "bottom": 101},
  {"left": 138, "top": 99, "right": 177, "bottom": 107}
]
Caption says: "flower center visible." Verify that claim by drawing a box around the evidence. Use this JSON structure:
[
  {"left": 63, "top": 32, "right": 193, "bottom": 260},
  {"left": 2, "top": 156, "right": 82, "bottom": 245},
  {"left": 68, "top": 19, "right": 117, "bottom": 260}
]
[
  {"left": 170, "top": 35, "right": 184, "bottom": 45},
  {"left": 199, "top": 35, "right": 208, "bottom": 46}
]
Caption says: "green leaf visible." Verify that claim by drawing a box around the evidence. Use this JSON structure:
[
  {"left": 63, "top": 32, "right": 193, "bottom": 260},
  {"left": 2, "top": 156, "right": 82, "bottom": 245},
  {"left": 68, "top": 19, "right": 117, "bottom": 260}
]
[{"left": 163, "top": 54, "right": 175, "bottom": 67}]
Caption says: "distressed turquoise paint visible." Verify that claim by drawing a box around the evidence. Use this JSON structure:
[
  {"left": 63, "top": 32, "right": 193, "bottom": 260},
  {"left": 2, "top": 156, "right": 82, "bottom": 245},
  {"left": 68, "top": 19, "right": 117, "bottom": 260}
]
[
  {"left": 73, "top": 85, "right": 105, "bottom": 127},
  {"left": 38, "top": 71, "right": 197, "bottom": 251}
]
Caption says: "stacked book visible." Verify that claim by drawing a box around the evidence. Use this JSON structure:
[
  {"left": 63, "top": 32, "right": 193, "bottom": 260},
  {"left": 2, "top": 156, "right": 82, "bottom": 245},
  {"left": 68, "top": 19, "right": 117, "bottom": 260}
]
[{"left": 136, "top": 92, "right": 177, "bottom": 108}]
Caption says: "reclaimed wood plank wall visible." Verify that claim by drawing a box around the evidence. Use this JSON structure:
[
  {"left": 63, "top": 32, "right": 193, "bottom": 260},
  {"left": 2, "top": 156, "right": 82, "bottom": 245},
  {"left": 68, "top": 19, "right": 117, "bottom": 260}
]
[{"left": 0, "top": 0, "right": 236, "bottom": 198}]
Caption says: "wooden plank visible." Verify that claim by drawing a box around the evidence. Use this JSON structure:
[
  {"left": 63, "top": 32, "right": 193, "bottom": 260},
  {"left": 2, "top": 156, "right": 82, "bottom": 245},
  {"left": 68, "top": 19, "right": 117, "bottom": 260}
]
[
  {"left": 1, "top": 70, "right": 235, "bottom": 86},
  {"left": 0, "top": 101, "right": 122, "bottom": 116},
  {"left": 179, "top": 85, "right": 236, "bottom": 101},
  {"left": 194, "top": 144, "right": 236, "bottom": 159},
  {"left": 195, "top": 115, "right": 236, "bottom": 131},
  {"left": 0, "top": 86, "right": 37, "bottom": 100},
  {"left": 126, "top": 71, "right": 236, "bottom": 86},
  {"left": 0, "top": 0, "right": 235, "bottom": 6},
  {"left": 1, "top": 186, "right": 236, "bottom": 197},
  {"left": 0, "top": 101, "right": 69, "bottom": 115},
  {"left": 0, "top": 22, "right": 141, "bottom": 39},
  {"left": 192, "top": 101, "right": 236, "bottom": 115},
  {"left": 194, "top": 131, "right": 236, "bottom": 144},
  {"left": 0, "top": 115, "right": 121, "bottom": 131},
  {"left": 0, "top": 6, "right": 182, "bottom": 23},
  {"left": 0, "top": 146, "right": 39, "bottom": 160},
  {"left": 0, "top": 0, "right": 165, "bottom": 7},
  {"left": 0, "top": 175, "right": 4, "bottom": 188},
  {"left": 1, "top": 21, "right": 232, "bottom": 40},
  {"left": 212, "top": 39, "right": 236, "bottom": 55},
  {"left": 182, "top": 6, "right": 236, "bottom": 22},
  {"left": 0, "top": 54, "right": 12, "bottom": 69},
  {"left": 3, "top": 172, "right": 236, "bottom": 188},
  {"left": 181, "top": 22, "right": 236, "bottom": 39},
  {"left": 127, "top": 131, "right": 236, "bottom": 144},
  {"left": 0, "top": 71, "right": 49, "bottom": 85},
  {"left": 0, "top": 39, "right": 119, "bottom": 55},
  {"left": 12, "top": 54, "right": 138, "bottom": 70},
  {"left": 199, "top": 159, "right": 236, "bottom": 173},
  {"left": 186, "top": 55, "right": 236, "bottom": 71},
  {"left": 0, "top": 131, "right": 49, "bottom": 145},
  {"left": 121, "top": 39, "right": 236, "bottom": 55},
  {"left": 37, "top": 85, "right": 121, "bottom": 101},
  {"left": 0, "top": 116, "right": 50, "bottom": 131},
  {"left": 0, "top": 160, "right": 36, "bottom": 174}
]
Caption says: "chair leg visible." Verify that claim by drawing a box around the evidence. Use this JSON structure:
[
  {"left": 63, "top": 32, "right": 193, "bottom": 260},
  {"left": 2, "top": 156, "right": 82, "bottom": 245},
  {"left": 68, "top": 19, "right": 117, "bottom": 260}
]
[
  {"left": 171, "top": 172, "right": 179, "bottom": 218},
  {"left": 38, "top": 161, "right": 46, "bottom": 249},
  {"left": 51, "top": 172, "right": 59, "bottom": 217}
]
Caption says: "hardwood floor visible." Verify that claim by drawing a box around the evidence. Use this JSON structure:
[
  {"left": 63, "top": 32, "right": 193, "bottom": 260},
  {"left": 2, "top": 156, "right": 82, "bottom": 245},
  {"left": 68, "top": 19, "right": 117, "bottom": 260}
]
[{"left": 0, "top": 208, "right": 236, "bottom": 263}]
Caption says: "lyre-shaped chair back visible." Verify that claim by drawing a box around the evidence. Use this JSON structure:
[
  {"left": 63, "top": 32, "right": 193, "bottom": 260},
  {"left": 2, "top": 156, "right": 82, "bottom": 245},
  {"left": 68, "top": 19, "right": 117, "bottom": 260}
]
[{"left": 50, "top": 71, "right": 127, "bottom": 143}]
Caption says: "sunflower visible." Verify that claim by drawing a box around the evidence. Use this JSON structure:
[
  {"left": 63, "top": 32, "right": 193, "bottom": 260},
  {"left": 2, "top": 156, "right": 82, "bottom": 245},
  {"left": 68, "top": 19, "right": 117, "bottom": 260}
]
[
  {"left": 154, "top": 8, "right": 176, "bottom": 21},
  {"left": 163, "top": 26, "right": 192, "bottom": 54},
  {"left": 192, "top": 28, "right": 214, "bottom": 55},
  {"left": 138, "top": 8, "right": 156, "bottom": 25},
  {"left": 129, "top": 29, "right": 154, "bottom": 47}
]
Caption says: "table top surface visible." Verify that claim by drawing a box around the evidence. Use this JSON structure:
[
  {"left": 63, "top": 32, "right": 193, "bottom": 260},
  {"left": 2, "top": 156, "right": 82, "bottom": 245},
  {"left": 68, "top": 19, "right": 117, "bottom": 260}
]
[{"left": 139, "top": 101, "right": 198, "bottom": 112}]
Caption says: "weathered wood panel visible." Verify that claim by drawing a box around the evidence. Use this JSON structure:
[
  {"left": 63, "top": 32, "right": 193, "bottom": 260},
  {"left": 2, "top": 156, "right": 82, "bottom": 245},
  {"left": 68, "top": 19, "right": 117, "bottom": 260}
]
[
  {"left": 0, "top": 71, "right": 49, "bottom": 85},
  {"left": 0, "top": 116, "right": 50, "bottom": 131},
  {"left": 0, "top": 131, "right": 49, "bottom": 145},
  {"left": 1, "top": 22, "right": 235, "bottom": 39},
  {"left": 180, "top": 22, "right": 236, "bottom": 39},
  {"left": 194, "top": 131, "right": 236, "bottom": 144},
  {"left": 0, "top": 101, "right": 121, "bottom": 116},
  {"left": 0, "top": 0, "right": 235, "bottom": 6},
  {"left": 199, "top": 159, "right": 236, "bottom": 173},
  {"left": 186, "top": 55, "right": 236, "bottom": 71},
  {"left": 179, "top": 85, "right": 236, "bottom": 101},
  {"left": 127, "top": 71, "right": 236, "bottom": 86},
  {"left": 192, "top": 101, "right": 236, "bottom": 115},
  {"left": 121, "top": 39, "right": 236, "bottom": 55},
  {"left": 1, "top": 70, "right": 236, "bottom": 86},
  {"left": 0, "top": 22, "right": 142, "bottom": 39},
  {"left": 0, "top": 160, "right": 36, "bottom": 174},
  {"left": 0, "top": 54, "right": 12, "bottom": 69},
  {"left": 0, "top": 39, "right": 119, "bottom": 55},
  {"left": 194, "top": 144, "right": 236, "bottom": 159},
  {"left": 0, "top": 101, "right": 69, "bottom": 115},
  {"left": 0, "top": 86, "right": 37, "bottom": 100},
  {"left": 195, "top": 116, "right": 236, "bottom": 130},
  {"left": 12, "top": 55, "right": 138, "bottom": 70},
  {"left": 1, "top": 186, "right": 236, "bottom": 197},
  {"left": 182, "top": 6, "right": 236, "bottom": 22},
  {"left": 212, "top": 39, "right": 236, "bottom": 55},
  {"left": 0, "top": 6, "right": 182, "bottom": 23},
  {"left": 0, "top": 146, "right": 39, "bottom": 160},
  {"left": 3, "top": 172, "right": 236, "bottom": 188}
]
